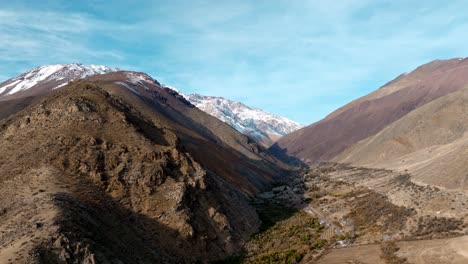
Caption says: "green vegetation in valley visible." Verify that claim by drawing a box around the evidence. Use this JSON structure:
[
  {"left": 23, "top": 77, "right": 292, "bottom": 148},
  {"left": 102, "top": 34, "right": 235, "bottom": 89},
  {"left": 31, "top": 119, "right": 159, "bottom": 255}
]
[{"left": 215, "top": 202, "right": 328, "bottom": 263}]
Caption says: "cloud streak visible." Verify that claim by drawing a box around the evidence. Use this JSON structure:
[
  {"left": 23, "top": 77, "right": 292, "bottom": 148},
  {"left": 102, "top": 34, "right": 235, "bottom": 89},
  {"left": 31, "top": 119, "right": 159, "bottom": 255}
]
[{"left": 0, "top": 9, "right": 125, "bottom": 72}]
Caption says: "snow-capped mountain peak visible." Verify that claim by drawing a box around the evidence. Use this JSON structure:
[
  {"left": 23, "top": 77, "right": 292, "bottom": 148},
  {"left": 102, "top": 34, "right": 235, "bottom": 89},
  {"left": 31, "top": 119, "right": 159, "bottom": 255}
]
[
  {"left": 0, "top": 63, "right": 118, "bottom": 99},
  {"left": 163, "top": 86, "right": 303, "bottom": 146}
]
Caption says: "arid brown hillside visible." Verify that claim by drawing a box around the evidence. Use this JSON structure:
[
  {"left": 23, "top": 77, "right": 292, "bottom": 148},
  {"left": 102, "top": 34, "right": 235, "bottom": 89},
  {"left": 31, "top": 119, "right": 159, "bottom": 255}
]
[
  {"left": 335, "top": 87, "right": 468, "bottom": 190},
  {"left": 273, "top": 58, "right": 468, "bottom": 164},
  {"left": 0, "top": 75, "right": 290, "bottom": 263}
]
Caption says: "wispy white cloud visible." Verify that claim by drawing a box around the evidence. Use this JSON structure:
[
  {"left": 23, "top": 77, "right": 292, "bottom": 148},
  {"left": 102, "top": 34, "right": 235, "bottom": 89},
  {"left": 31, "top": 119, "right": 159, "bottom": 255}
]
[{"left": 0, "top": 9, "right": 126, "bottom": 71}]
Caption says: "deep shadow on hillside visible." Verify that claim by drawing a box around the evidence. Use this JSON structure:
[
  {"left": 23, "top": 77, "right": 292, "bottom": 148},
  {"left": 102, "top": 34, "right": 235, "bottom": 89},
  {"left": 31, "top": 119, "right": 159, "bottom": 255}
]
[
  {"left": 0, "top": 96, "right": 39, "bottom": 120},
  {"left": 34, "top": 169, "right": 254, "bottom": 263},
  {"left": 268, "top": 143, "right": 308, "bottom": 168}
]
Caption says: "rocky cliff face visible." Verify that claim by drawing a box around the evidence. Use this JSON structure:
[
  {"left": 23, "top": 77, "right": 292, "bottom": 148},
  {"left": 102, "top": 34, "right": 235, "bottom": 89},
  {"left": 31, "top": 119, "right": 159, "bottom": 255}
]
[{"left": 0, "top": 75, "right": 288, "bottom": 263}]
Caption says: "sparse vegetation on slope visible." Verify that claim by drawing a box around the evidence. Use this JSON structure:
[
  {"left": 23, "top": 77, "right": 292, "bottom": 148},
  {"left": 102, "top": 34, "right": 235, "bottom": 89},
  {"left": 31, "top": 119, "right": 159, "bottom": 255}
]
[{"left": 346, "top": 190, "right": 415, "bottom": 233}]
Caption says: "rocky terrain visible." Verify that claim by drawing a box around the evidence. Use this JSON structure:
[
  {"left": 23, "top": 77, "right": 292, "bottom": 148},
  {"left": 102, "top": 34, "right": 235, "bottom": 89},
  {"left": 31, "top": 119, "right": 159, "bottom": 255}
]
[{"left": 0, "top": 73, "right": 292, "bottom": 263}]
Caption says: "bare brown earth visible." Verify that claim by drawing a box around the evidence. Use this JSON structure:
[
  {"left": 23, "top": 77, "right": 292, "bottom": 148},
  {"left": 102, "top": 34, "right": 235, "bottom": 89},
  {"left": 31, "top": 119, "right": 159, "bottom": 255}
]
[
  {"left": 318, "top": 236, "right": 468, "bottom": 264},
  {"left": 273, "top": 58, "right": 468, "bottom": 164},
  {"left": 335, "top": 87, "right": 468, "bottom": 190},
  {"left": 398, "top": 236, "right": 468, "bottom": 264},
  {"left": 0, "top": 76, "right": 291, "bottom": 263},
  {"left": 317, "top": 244, "right": 384, "bottom": 264},
  {"left": 309, "top": 163, "right": 468, "bottom": 264}
]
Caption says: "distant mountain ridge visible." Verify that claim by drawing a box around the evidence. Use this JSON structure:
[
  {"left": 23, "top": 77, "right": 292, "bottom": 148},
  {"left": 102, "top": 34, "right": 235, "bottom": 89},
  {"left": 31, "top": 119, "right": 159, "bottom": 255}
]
[
  {"left": 0, "top": 64, "right": 303, "bottom": 146},
  {"left": 183, "top": 93, "right": 303, "bottom": 146}
]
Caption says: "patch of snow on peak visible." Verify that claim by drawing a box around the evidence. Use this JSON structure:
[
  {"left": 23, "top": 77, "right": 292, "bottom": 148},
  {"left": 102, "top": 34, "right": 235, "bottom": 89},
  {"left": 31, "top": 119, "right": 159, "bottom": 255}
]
[
  {"left": 125, "top": 72, "right": 155, "bottom": 88},
  {"left": 0, "top": 79, "right": 21, "bottom": 94},
  {"left": 7, "top": 64, "right": 65, "bottom": 94},
  {"left": 0, "top": 63, "right": 118, "bottom": 97},
  {"left": 162, "top": 85, "right": 188, "bottom": 99}
]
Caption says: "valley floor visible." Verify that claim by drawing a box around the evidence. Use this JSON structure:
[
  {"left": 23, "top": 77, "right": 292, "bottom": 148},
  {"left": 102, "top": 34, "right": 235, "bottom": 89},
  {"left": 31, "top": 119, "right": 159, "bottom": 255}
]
[{"left": 224, "top": 163, "right": 468, "bottom": 264}]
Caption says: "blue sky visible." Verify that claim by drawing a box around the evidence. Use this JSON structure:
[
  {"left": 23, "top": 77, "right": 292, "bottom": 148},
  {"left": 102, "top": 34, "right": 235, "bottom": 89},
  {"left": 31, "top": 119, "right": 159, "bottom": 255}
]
[{"left": 1, "top": 1, "right": 468, "bottom": 124}]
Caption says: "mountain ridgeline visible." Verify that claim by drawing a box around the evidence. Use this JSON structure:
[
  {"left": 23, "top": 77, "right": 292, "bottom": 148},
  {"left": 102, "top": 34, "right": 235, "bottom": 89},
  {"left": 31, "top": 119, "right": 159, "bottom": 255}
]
[{"left": 0, "top": 64, "right": 303, "bottom": 146}]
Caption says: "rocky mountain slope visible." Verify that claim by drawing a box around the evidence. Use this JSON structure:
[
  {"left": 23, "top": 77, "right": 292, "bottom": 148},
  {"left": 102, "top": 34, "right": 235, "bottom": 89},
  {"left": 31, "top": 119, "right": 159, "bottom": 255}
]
[
  {"left": 0, "top": 71, "right": 291, "bottom": 263},
  {"left": 184, "top": 93, "right": 303, "bottom": 146},
  {"left": 273, "top": 58, "right": 468, "bottom": 164}
]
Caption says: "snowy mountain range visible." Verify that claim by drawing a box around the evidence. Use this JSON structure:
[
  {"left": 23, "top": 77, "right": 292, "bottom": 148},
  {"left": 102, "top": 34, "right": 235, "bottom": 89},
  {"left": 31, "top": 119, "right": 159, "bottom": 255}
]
[
  {"left": 0, "top": 64, "right": 303, "bottom": 145},
  {"left": 184, "top": 93, "right": 303, "bottom": 146}
]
